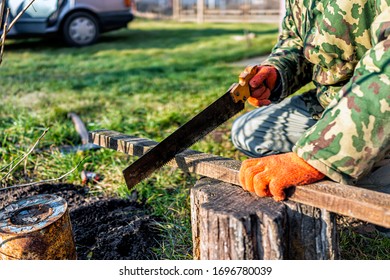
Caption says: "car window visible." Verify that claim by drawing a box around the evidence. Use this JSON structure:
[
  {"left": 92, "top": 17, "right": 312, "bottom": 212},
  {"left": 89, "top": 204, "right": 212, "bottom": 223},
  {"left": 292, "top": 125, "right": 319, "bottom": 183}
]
[{"left": 7, "top": 0, "right": 57, "bottom": 19}]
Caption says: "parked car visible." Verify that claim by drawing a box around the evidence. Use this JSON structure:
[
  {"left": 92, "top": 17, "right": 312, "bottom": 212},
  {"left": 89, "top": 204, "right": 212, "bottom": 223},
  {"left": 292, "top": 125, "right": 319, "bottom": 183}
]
[{"left": 2, "top": 0, "right": 134, "bottom": 46}]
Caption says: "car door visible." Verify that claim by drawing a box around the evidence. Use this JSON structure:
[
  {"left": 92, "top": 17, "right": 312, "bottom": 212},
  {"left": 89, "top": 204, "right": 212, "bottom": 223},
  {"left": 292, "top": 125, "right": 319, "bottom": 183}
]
[
  {"left": 73, "top": 0, "right": 122, "bottom": 12},
  {"left": 6, "top": 0, "right": 58, "bottom": 35}
]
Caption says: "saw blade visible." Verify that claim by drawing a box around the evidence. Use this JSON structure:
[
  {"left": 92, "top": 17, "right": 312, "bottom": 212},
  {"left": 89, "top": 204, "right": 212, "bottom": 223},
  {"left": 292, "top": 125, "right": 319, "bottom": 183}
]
[{"left": 123, "top": 86, "right": 245, "bottom": 189}]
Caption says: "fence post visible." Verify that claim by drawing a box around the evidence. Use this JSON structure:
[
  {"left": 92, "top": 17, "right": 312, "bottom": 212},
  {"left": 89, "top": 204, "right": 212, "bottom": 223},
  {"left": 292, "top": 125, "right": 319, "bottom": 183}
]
[
  {"left": 173, "top": 0, "right": 180, "bottom": 20},
  {"left": 197, "top": 0, "right": 204, "bottom": 23}
]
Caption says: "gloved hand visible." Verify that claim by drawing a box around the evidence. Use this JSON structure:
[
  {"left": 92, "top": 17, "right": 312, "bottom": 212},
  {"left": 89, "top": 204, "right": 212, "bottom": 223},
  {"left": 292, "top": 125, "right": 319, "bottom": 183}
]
[
  {"left": 246, "top": 65, "right": 279, "bottom": 107},
  {"left": 239, "top": 152, "right": 325, "bottom": 201}
]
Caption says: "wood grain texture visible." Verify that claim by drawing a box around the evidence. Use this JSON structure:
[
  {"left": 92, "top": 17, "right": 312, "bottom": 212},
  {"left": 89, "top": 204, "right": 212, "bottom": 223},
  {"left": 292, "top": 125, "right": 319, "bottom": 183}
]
[
  {"left": 89, "top": 129, "right": 390, "bottom": 228},
  {"left": 283, "top": 200, "right": 339, "bottom": 259},
  {"left": 191, "top": 178, "right": 339, "bottom": 260},
  {"left": 191, "top": 178, "right": 285, "bottom": 260}
]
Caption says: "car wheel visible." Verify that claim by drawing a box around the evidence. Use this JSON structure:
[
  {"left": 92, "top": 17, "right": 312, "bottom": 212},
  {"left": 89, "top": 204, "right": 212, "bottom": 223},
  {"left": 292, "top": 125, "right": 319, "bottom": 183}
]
[{"left": 63, "top": 12, "right": 99, "bottom": 47}]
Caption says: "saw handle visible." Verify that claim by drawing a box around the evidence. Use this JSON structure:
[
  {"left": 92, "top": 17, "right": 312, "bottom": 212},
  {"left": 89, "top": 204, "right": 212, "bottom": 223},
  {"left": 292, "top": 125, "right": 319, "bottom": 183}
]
[{"left": 230, "top": 65, "right": 258, "bottom": 103}]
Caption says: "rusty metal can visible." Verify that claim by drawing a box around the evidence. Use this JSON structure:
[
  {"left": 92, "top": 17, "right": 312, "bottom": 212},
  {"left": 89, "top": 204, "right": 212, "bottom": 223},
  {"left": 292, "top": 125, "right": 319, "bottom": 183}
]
[{"left": 0, "top": 194, "right": 76, "bottom": 260}]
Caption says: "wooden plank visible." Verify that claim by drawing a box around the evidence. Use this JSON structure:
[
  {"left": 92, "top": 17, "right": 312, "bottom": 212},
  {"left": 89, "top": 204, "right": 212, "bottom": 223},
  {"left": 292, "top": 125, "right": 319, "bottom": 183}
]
[{"left": 89, "top": 129, "right": 390, "bottom": 228}]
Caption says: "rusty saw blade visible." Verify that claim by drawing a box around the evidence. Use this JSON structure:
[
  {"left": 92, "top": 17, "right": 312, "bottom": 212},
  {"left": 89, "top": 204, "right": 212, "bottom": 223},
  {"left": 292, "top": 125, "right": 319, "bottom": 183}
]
[{"left": 123, "top": 65, "right": 257, "bottom": 188}]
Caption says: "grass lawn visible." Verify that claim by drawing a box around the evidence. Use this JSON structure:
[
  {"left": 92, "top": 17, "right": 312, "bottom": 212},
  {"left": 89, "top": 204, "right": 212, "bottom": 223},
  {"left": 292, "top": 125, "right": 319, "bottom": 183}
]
[{"left": 0, "top": 19, "right": 388, "bottom": 260}]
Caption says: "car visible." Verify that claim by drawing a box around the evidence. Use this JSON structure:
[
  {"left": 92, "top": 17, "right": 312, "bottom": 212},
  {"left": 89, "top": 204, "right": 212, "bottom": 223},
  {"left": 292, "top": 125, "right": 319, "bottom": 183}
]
[{"left": 2, "top": 0, "right": 134, "bottom": 46}]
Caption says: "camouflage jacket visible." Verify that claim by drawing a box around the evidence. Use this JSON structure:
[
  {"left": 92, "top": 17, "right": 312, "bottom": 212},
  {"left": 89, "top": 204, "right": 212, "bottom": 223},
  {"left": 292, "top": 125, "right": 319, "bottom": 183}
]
[{"left": 262, "top": 0, "right": 390, "bottom": 184}]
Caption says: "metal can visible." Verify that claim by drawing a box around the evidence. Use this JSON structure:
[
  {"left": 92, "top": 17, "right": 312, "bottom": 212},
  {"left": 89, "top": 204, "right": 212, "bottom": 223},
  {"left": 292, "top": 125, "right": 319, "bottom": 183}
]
[{"left": 0, "top": 194, "right": 77, "bottom": 260}]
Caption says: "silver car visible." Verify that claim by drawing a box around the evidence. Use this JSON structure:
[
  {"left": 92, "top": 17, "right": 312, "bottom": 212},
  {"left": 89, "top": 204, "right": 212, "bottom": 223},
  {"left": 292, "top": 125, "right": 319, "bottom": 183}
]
[{"left": 3, "top": 0, "right": 134, "bottom": 46}]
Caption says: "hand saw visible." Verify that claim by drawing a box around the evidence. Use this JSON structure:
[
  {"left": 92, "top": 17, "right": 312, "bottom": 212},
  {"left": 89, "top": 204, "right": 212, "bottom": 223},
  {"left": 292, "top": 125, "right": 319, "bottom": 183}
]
[{"left": 123, "top": 65, "right": 257, "bottom": 188}]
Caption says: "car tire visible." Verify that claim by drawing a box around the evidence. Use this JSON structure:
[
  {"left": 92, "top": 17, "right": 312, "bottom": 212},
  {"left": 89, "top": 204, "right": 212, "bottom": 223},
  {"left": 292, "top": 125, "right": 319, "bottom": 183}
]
[{"left": 63, "top": 12, "right": 99, "bottom": 47}]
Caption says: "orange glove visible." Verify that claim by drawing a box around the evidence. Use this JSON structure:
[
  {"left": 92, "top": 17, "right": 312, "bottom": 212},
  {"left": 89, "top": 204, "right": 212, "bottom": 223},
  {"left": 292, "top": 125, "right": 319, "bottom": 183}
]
[
  {"left": 246, "top": 65, "right": 279, "bottom": 107},
  {"left": 239, "top": 152, "right": 325, "bottom": 201}
]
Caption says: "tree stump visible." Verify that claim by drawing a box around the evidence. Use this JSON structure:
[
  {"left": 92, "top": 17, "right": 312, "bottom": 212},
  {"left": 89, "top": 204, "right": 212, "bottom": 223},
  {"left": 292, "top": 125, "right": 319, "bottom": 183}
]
[{"left": 191, "top": 178, "right": 339, "bottom": 260}]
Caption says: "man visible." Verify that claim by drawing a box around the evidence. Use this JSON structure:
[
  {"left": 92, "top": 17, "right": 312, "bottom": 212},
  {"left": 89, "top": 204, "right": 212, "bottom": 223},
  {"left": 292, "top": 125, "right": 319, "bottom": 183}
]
[{"left": 231, "top": 0, "right": 390, "bottom": 201}]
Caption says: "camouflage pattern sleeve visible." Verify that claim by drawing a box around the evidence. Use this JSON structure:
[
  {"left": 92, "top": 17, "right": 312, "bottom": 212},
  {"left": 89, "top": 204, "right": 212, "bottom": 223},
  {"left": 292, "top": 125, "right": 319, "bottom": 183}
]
[
  {"left": 293, "top": 5, "right": 390, "bottom": 184},
  {"left": 261, "top": 0, "right": 313, "bottom": 100}
]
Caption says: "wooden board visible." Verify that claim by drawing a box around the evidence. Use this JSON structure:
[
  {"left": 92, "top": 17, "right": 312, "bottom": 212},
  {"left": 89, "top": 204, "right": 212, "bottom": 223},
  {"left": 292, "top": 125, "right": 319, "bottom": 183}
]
[{"left": 89, "top": 129, "right": 390, "bottom": 228}]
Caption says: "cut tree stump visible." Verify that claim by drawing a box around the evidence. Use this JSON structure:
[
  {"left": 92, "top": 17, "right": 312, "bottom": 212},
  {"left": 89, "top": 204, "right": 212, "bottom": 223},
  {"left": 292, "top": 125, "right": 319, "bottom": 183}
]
[{"left": 191, "top": 178, "right": 339, "bottom": 260}]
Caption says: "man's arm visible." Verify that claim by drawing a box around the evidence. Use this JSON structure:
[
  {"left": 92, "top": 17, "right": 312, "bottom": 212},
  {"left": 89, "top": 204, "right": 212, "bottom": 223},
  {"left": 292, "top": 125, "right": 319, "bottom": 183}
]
[
  {"left": 293, "top": 6, "right": 390, "bottom": 184},
  {"left": 262, "top": 0, "right": 313, "bottom": 100}
]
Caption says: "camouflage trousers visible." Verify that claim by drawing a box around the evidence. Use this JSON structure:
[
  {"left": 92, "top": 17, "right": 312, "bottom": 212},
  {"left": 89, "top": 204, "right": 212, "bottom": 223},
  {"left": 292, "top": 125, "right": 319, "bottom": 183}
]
[{"left": 231, "top": 91, "right": 390, "bottom": 189}]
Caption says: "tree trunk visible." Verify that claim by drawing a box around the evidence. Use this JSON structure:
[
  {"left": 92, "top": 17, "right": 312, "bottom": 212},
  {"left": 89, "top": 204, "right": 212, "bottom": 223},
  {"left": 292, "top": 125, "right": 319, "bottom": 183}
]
[{"left": 191, "top": 178, "right": 339, "bottom": 260}]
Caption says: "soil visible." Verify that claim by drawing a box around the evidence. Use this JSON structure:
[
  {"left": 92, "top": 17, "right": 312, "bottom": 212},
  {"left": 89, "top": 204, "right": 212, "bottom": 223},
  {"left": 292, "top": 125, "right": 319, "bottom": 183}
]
[{"left": 0, "top": 183, "right": 160, "bottom": 260}]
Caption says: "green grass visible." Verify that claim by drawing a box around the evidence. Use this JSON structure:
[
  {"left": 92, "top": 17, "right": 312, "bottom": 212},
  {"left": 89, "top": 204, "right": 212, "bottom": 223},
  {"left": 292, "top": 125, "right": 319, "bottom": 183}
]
[
  {"left": 340, "top": 229, "right": 390, "bottom": 260},
  {"left": 0, "top": 19, "right": 278, "bottom": 259},
  {"left": 0, "top": 19, "right": 388, "bottom": 260},
  {"left": 338, "top": 217, "right": 390, "bottom": 260}
]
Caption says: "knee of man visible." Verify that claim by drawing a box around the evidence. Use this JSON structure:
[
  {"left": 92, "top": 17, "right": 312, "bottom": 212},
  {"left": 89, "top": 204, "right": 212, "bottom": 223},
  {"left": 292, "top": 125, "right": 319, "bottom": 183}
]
[
  {"left": 231, "top": 119, "right": 243, "bottom": 149},
  {"left": 231, "top": 115, "right": 265, "bottom": 157},
  {"left": 231, "top": 115, "right": 246, "bottom": 150},
  {"left": 231, "top": 112, "right": 292, "bottom": 158}
]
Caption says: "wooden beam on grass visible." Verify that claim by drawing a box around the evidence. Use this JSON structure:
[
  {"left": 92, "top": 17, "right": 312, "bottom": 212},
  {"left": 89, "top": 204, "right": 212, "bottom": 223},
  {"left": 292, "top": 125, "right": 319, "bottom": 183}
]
[{"left": 89, "top": 129, "right": 390, "bottom": 228}]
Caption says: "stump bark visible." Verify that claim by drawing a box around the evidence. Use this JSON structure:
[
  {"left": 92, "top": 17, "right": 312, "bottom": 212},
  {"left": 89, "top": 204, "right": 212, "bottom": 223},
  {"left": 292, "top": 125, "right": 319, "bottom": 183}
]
[{"left": 191, "top": 178, "right": 339, "bottom": 260}]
